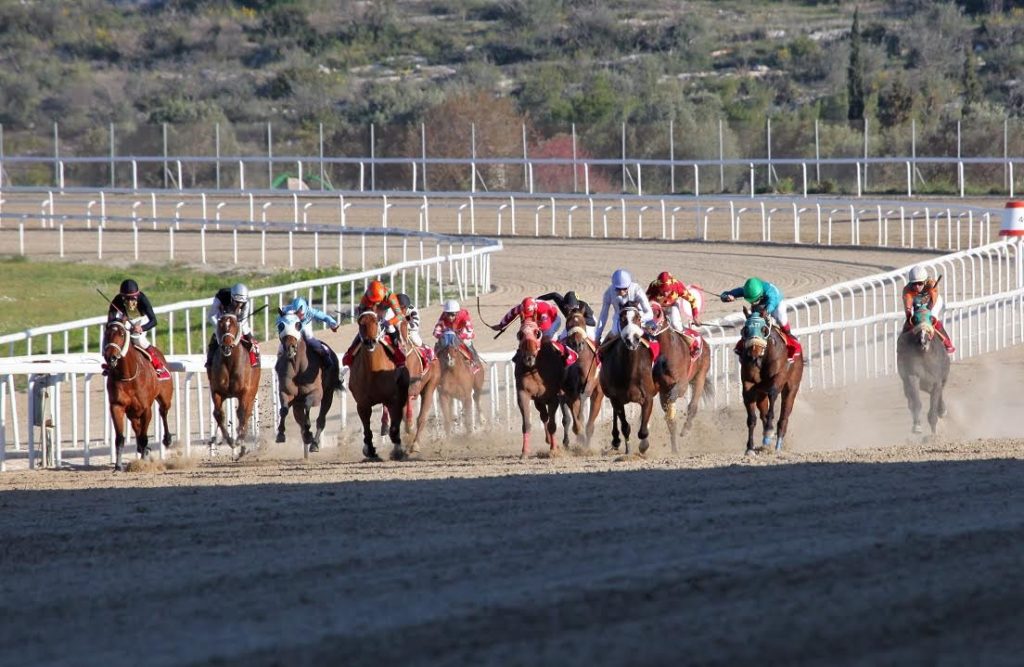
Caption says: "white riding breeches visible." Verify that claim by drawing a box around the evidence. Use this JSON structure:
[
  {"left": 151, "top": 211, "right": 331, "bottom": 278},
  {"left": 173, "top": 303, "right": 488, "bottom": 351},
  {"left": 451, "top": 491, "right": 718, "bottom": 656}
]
[
  {"left": 128, "top": 317, "right": 151, "bottom": 349},
  {"left": 770, "top": 303, "right": 789, "bottom": 328},
  {"left": 931, "top": 296, "right": 945, "bottom": 319},
  {"left": 666, "top": 303, "right": 685, "bottom": 331},
  {"left": 299, "top": 323, "right": 328, "bottom": 356},
  {"left": 408, "top": 330, "right": 424, "bottom": 347}
]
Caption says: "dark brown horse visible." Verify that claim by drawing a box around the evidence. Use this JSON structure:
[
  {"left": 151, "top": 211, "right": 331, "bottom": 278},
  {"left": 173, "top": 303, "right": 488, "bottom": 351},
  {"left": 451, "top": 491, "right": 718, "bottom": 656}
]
[
  {"left": 103, "top": 319, "right": 173, "bottom": 471},
  {"left": 514, "top": 319, "right": 565, "bottom": 458},
  {"left": 649, "top": 304, "right": 713, "bottom": 453},
  {"left": 435, "top": 331, "right": 486, "bottom": 435},
  {"left": 275, "top": 310, "right": 340, "bottom": 458},
  {"left": 208, "top": 313, "right": 262, "bottom": 459},
  {"left": 738, "top": 308, "right": 804, "bottom": 454},
  {"left": 562, "top": 308, "right": 603, "bottom": 447},
  {"left": 897, "top": 305, "right": 950, "bottom": 434},
  {"left": 598, "top": 304, "right": 657, "bottom": 456},
  {"left": 348, "top": 311, "right": 411, "bottom": 460}
]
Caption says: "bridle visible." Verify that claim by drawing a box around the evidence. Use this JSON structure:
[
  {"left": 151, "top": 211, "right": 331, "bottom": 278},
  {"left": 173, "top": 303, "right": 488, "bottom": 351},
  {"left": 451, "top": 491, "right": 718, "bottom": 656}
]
[
  {"left": 217, "top": 313, "right": 239, "bottom": 355},
  {"left": 104, "top": 320, "right": 140, "bottom": 381},
  {"left": 357, "top": 310, "right": 383, "bottom": 351}
]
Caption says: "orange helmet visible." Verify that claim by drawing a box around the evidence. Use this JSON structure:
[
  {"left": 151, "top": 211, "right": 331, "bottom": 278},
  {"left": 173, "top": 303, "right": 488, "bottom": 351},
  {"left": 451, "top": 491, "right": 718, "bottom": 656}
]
[
  {"left": 367, "top": 280, "right": 387, "bottom": 303},
  {"left": 520, "top": 297, "right": 538, "bottom": 317},
  {"left": 657, "top": 271, "right": 673, "bottom": 285}
]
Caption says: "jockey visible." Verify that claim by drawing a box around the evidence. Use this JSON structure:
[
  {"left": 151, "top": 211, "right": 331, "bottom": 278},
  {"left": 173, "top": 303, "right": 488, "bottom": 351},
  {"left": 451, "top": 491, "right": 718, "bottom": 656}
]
[
  {"left": 537, "top": 290, "right": 597, "bottom": 340},
  {"left": 286, "top": 296, "right": 340, "bottom": 371},
  {"left": 341, "top": 280, "right": 405, "bottom": 367},
  {"left": 432, "top": 299, "right": 483, "bottom": 367},
  {"left": 720, "top": 277, "right": 802, "bottom": 360},
  {"left": 492, "top": 296, "right": 577, "bottom": 366},
  {"left": 106, "top": 279, "right": 170, "bottom": 380},
  {"left": 396, "top": 293, "right": 422, "bottom": 347},
  {"left": 902, "top": 265, "right": 955, "bottom": 355},
  {"left": 594, "top": 268, "right": 656, "bottom": 343},
  {"left": 646, "top": 271, "right": 702, "bottom": 330},
  {"left": 206, "top": 283, "right": 259, "bottom": 369}
]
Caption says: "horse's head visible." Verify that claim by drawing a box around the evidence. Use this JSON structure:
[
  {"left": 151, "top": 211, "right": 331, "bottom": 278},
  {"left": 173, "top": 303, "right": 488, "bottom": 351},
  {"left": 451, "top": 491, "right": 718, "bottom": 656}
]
[
  {"left": 649, "top": 302, "right": 666, "bottom": 327},
  {"left": 911, "top": 305, "right": 935, "bottom": 351},
  {"left": 357, "top": 310, "right": 383, "bottom": 352},
  {"left": 103, "top": 320, "right": 131, "bottom": 369},
  {"left": 618, "top": 303, "right": 644, "bottom": 351},
  {"left": 217, "top": 313, "right": 240, "bottom": 357},
  {"left": 517, "top": 319, "right": 543, "bottom": 368},
  {"left": 276, "top": 310, "right": 303, "bottom": 360},
  {"left": 563, "top": 308, "right": 588, "bottom": 351},
  {"left": 742, "top": 310, "right": 771, "bottom": 361},
  {"left": 437, "top": 330, "right": 460, "bottom": 368}
]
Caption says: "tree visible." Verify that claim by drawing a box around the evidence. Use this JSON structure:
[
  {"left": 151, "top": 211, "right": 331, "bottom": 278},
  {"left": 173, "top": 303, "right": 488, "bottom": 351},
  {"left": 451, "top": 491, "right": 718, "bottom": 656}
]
[
  {"left": 962, "top": 41, "right": 981, "bottom": 115},
  {"left": 877, "top": 77, "right": 915, "bottom": 128},
  {"left": 847, "top": 9, "right": 866, "bottom": 121}
]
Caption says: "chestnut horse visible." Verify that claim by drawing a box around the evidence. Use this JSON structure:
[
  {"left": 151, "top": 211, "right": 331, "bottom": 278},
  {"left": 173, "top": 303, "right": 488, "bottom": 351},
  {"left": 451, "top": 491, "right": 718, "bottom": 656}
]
[
  {"left": 896, "top": 304, "right": 950, "bottom": 435},
  {"left": 649, "top": 303, "right": 713, "bottom": 453},
  {"left": 275, "top": 311, "right": 340, "bottom": 458},
  {"left": 208, "top": 313, "right": 262, "bottom": 459},
  {"left": 348, "top": 311, "right": 411, "bottom": 460},
  {"left": 395, "top": 321, "right": 440, "bottom": 453},
  {"left": 103, "top": 319, "right": 173, "bottom": 471},
  {"left": 562, "top": 308, "right": 603, "bottom": 446},
  {"left": 738, "top": 308, "right": 804, "bottom": 454},
  {"left": 435, "top": 331, "right": 486, "bottom": 435},
  {"left": 598, "top": 304, "right": 657, "bottom": 456},
  {"left": 514, "top": 319, "right": 565, "bottom": 458}
]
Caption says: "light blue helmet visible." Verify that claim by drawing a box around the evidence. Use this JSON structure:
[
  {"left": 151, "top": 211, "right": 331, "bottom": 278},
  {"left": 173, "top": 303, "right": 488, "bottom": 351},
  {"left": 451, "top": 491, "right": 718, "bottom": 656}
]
[
  {"left": 612, "top": 269, "right": 632, "bottom": 290},
  {"left": 290, "top": 296, "right": 309, "bottom": 313}
]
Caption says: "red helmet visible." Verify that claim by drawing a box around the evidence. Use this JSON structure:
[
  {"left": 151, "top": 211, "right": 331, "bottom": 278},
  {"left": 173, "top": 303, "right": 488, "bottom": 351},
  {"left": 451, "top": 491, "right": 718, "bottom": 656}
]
[
  {"left": 657, "top": 271, "right": 673, "bottom": 284},
  {"left": 367, "top": 280, "right": 387, "bottom": 303},
  {"left": 520, "top": 297, "right": 538, "bottom": 317}
]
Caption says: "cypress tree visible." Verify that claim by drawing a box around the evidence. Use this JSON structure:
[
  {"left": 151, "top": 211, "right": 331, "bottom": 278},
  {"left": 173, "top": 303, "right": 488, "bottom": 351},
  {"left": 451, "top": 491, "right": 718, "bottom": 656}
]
[
  {"left": 962, "top": 41, "right": 981, "bottom": 115},
  {"left": 847, "top": 9, "right": 865, "bottom": 121}
]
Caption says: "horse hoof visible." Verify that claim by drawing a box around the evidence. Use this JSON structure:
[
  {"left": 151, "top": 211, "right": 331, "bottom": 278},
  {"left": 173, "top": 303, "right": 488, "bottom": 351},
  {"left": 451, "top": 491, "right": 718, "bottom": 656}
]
[
  {"left": 113, "top": 464, "right": 125, "bottom": 473},
  {"left": 309, "top": 444, "right": 320, "bottom": 453},
  {"left": 912, "top": 424, "right": 923, "bottom": 434},
  {"left": 745, "top": 447, "right": 757, "bottom": 457},
  {"left": 389, "top": 448, "right": 407, "bottom": 462},
  {"left": 275, "top": 433, "right": 286, "bottom": 443},
  {"left": 638, "top": 440, "right": 650, "bottom": 454}
]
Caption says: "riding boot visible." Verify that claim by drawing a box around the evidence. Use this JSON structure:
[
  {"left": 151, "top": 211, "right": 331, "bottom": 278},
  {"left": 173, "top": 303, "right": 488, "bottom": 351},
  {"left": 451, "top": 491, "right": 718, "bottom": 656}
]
[
  {"left": 150, "top": 348, "right": 171, "bottom": 380},
  {"left": 246, "top": 336, "right": 260, "bottom": 367},
  {"left": 781, "top": 323, "right": 802, "bottom": 359},
  {"left": 934, "top": 320, "right": 956, "bottom": 355},
  {"left": 733, "top": 338, "right": 743, "bottom": 356},
  {"left": 342, "top": 334, "right": 359, "bottom": 367},
  {"left": 549, "top": 339, "right": 578, "bottom": 367}
]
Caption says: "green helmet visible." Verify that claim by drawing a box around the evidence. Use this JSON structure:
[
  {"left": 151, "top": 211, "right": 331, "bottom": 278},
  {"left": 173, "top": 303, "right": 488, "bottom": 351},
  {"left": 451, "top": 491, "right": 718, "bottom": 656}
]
[{"left": 742, "top": 277, "right": 765, "bottom": 303}]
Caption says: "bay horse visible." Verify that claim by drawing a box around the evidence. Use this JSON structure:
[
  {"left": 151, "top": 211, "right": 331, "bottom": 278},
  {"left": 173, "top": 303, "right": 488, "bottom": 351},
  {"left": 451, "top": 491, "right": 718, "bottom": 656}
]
[
  {"left": 738, "top": 307, "right": 804, "bottom": 455},
  {"left": 563, "top": 308, "right": 603, "bottom": 447},
  {"left": 435, "top": 331, "right": 486, "bottom": 435},
  {"left": 514, "top": 319, "right": 565, "bottom": 458},
  {"left": 649, "top": 303, "right": 713, "bottom": 453},
  {"left": 598, "top": 304, "right": 657, "bottom": 456},
  {"left": 103, "top": 318, "right": 173, "bottom": 471},
  {"left": 207, "top": 313, "right": 261, "bottom": 459},
  {"left": 348, "top": 310, "right": 411, "bottom": 460},
  {"left": 394, "top": 320, "right": 440, "bottom": 453},
  {"left": 896, "top": 304, "right": 950, "bottom": 434},
  {"left": 275, "top": 311, "right": 340, "bottom": 458}
]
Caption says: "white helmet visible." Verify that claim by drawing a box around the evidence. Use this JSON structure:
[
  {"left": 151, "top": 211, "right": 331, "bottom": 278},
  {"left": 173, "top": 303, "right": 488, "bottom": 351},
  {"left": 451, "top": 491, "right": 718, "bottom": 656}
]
[
  {"left": 907, "top": 265, "right": 928, "bottom": 283},
  {"left": 230, "top": 283, "right": 249, "bottom": 302},
  {"left": 612, "top": 268, "right": 632, "bottom": 289},
  {"left": 443, "top": 299, "right": 460, "bottom": 314}
]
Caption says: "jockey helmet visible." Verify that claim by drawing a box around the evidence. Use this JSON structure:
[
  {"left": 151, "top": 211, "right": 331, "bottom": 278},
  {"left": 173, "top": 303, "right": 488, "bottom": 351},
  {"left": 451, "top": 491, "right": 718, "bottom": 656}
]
[
  {"left": 367, "top": 280, "right": 387, "bottom": 303},
  {"left": 443, "top": 299, "right": 461, "bottom": 314},
  {"left": 520, "top": 297, "right": 538, "bottom": 317},
  {"left": 119, "top": 279, "right": 140, "bottom": 297},
  {"left": 397, "top": 293, "right": 412, "bottom": 310},
  {"left": 563, "top": 291, "right": 580, "bottom": 310},
  {"left": 290, "top": 296, "right": 308, "bottom": 314},
  {"left": 742, "top": 277, "right": 765, "bottom": 303},
  {"left": 907, "top": 265, "right": 928, "bottom": 284},
  {"left": 612, "top": 269, "right": 632, "bottom": 290},
  {"left": 230, "top": 283, "right": 249, "bottom": 303},
  {"left": 656, "top": 271, "right": 673, "bottom": 285}
]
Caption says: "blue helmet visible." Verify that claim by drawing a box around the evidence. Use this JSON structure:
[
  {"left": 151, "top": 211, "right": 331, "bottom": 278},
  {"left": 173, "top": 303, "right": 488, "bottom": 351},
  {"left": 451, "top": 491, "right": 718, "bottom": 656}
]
[
  {"left": 290, "top": 296, "right": 309, "bottom": 313},
  {"left": 612, "top": 269, "right": 632, "bottom": 290}
]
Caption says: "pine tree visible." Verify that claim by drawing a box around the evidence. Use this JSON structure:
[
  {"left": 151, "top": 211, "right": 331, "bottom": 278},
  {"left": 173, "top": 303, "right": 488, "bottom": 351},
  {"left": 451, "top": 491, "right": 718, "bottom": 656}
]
[
  {"left": 962, "top": 41, "right": 981, "bottom": 115},
  {"left": 847, "top": 9, "right": 866, "bottom": 121}
]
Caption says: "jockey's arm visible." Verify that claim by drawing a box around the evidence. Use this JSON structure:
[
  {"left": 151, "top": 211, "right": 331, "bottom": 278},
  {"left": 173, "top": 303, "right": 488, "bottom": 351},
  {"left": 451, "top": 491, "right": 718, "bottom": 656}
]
[
  {"left": 763, "top": 283, "right": 783, "bottom": 315},
  {"left": 308, "top": 306, "right": 339, "bottom": 329},
  {"left": 208, "top": 297, "right": 223, "bottom": 327},
  {"left": 496, "top": 306, "right": 519, "bottom": 331},
  {"left": 137, "top": 294, "right": 158, "bottom": 332},
  {"left": 548, "top": 312, "right": 563, "bottom": 338},
  {"left": 902, "top": 290, "right": 915, "bottom": 318},
  {"left": 535, "top": 291, "right": 565, "bottom": 315},
  {"left": 636, "top": 289, "right": 656, "bottom": 325},
  {"left": 459, "top": 313, "right": 475, "bottom": 340},
  {"left": 581, "top": 301, "right": 597, "bottom": 326},
  {"left": 594, "top": 289, "right": 613, "bottom": 341},
  {"left": 405, "top": 307, "right": 421, "bottom": 331}
]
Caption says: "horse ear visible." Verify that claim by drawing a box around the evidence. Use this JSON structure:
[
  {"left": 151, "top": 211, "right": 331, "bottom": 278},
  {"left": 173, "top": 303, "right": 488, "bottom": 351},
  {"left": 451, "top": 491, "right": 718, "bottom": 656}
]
[{"left": 277, "top": 307, "right": 285, "bottom": 317}]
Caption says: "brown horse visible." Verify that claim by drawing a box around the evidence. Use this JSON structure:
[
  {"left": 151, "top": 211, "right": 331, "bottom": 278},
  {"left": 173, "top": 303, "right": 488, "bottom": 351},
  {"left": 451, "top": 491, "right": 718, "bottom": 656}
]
[
  {"left": 514, "top": 319, "right": 565, "bottom": 458},
  {"left": 649, "top": 304, "right": 714, "bottom": 453},
  {"left": 103, "top": 319, "right": 173, "bottom": 471},
  {"left": 598, "top": 304, "right": 657, "bottom": 456},
  {"left": 562, "top": 308, "right": 603, "bottom": 447},
  {"left": 435, "top": 331, "right": 486, "bottom": 435},
  {"left": 896, "top": 304, "right": 950, "bottom": 435},
  {"left": 395, "top": 322, "right": 440, "bottom": 453},
  {"left": 207, "top": 313, "right": 262, "bottom": 459},
  {"left": 738, "top": 308, "right": 804, "bottom": 455},
  {"left": 348, "top": 311, "right": 411, "bottom": 460},
  {"left": 275, "top": 310, "right": 340, "bottom": 458}
]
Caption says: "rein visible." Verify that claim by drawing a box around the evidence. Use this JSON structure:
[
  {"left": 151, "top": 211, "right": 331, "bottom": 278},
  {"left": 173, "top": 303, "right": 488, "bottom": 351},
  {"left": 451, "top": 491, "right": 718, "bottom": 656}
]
[{"left": 104, "top": 322, "right": 141, "bottom": 382}]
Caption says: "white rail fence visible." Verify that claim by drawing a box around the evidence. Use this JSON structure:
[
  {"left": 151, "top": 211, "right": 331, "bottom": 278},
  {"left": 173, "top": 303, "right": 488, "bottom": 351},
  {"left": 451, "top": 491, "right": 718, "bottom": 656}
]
[{"left": 3, "top": 238, "right": 1022, "bottom": 471}]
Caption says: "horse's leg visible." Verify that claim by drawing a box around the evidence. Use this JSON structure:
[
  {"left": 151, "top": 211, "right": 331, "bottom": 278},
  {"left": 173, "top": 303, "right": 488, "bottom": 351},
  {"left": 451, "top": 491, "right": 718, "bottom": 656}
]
[
  {"left": 559, "top": 400, "right": 572, "bottom": 448},
  {"left": 133, "top": 411, "right": 151, "bottom": 460},
  {"left": 439, "top": 391, "right": 454, "bottom": 436},
  {"left": 682, "top": 357, "right": 709, "bottom": 438},
  {"left": 762, "top": 386, "right": 780, "bottom": 449},
  {"left": 743, "top": 390, "right": 758, "bottom": 454},
  {"left": 549, "top": 400, "right": 562, "bottom": 452},
  {"left": 404, "top": 395, "right": 415, "bottom": 436},
  {"left": 313, "top": 391, "right": 333, "bottom": 451},
  {"left": 926, "top": 383, "right": 943, "bottom": 435},
  {"left": 775, "top": 382, "right": 799, "bottom": 452},
  {"left": 517, "top": 390, "right": 533, "bottom": 458},
  {"left": 295, "top": 398, "right": 314, "bottom": 456},
  {"left": 387, "top": 400, "right": 407, "bottom": 461},
  {"left": 357, "top": 402, "right": 378, "bottom": 460},
  {"left": 276, "top": 400, "right": 289, "bottom": 443},
  {"left": 210, "top": 392, "right": 228, "bottom": 454},
  {"left": 619, "top": 403, "right": 632, "bottom": 455},
  {"left": 585, "top": 386, "right": 603, "bottom": 447},
  {"left": 234, "top": 389, "right": 255, "bottom": 458},
  {"left": 110, "top": 404, "right": 127, "bottom": 472},
  {"left": 638, "top": 396, "right": 654, "bottom": 455},
  {"left": 380, "top": 406, "right": 389, "bottom": 437},
  {"left": 608, "top": 399, "right": 622, "bottom": 452},
  {"left": 900, "top": 372, "right": 923, "bottom": 434},
  {"left": 413, "top": 377, "right": 437, "bottom": 449},
  {"left": 157, "top": 383, "right": 174, "bottom": 449},
  {"left": 660, "top": 387, "right": 678, "bottom": 454},
  {"left": 473, "top": 370, "right": 486, "bottom": 427}
]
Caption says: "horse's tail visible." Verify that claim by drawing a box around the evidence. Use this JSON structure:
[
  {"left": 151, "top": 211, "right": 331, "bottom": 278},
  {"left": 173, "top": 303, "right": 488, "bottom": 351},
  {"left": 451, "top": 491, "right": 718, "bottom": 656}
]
[{"left": 700, "top": 371, "right": 716, "bottom": 406}]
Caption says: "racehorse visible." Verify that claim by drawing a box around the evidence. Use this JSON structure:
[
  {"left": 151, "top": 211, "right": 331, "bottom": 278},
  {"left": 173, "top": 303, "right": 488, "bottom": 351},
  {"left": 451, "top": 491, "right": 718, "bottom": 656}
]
[
  {"left": 649, "top": 303, "right": 713, "bottom": 453},
  {"left": 514, "top": 319, "right": 565, "bottom": 458},
  {"left": 103, "top": 318, "right": 173, "bottom": 471},
  {"left": 897, "top": 304, "right": 950, "bottom": 434},
  {"left": 435, "top": 330, "right": 486, "bottom": 436},
  {"left": 207, "top": 313, "right": 261, "bottom": 459},
  {"left": 598, "top": 303, "right": 657, "bottom": 456},
  {"left": 347, "top": 310, "right": 411, "bottom": 460},
  {"left": 738, "top": 308, "right": 804, "bottom": 455},
  {"left": 562, "top": 307, "right": 603, "bottom": 447},
  {"left": 393, "top": 320, "right": 440, "bottom": 453},
  {"left": 275, "top": 310, "right": 340, "bottom": 458}
]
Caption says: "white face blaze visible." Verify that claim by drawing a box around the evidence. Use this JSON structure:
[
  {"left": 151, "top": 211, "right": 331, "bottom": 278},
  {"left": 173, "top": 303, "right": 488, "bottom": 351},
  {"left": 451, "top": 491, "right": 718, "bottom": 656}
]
[{"left": 619, "top": 308, "right": 643, "bottom": 350}]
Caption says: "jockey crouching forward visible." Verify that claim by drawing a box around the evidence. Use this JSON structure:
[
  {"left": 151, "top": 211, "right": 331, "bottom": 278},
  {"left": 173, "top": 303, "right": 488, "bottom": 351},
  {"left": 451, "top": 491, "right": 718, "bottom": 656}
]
[
  {"left": 106, "top": 279, "right": 170, "bottom": 380},
  {"left": 647, "top": 271, "right": 704, "bottom": 359},
  {"left": 285, "top": 296, "right": 340, "bottom": 372},
  {"left": 433, "top": 299, "right": 483, "bottom": 369},
  {"left": 594, "top": 269, "right": 661, "bottom": 365},
  {"left": 537, "top": 290, "right": 597, "bottom": 341},
  {"left": 492, "top": 297, "right": 578, "bottom": 366},
  {"left": 903, "top": 265, "right": 955, "bottom": 355},
  {"left": 720, "top": 277, "right": 802, "bottom": 360},
  {"left": 341, "top": 280, "right": 406, "bottom": 367},
  {"left": 206, "top": 283, "right": 259, "bottom": 369},
  {"left": 397, "top": 292, "right": 434, "bottom": 365}
]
